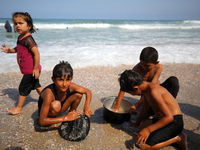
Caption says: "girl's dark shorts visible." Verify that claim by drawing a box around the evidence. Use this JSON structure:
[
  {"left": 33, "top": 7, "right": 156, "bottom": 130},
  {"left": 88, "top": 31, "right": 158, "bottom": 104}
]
[
  {"left": 146, "top": 115, "right": 183, "bottom": 146},
  {"left": 19, "top": 74, "right": 41, "bottom": 96}
]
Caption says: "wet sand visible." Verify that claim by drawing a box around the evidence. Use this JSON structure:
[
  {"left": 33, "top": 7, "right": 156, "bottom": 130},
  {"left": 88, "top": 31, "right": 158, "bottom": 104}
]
[{"left": 0, "top": 63, "right": 200, "bottom": 150}]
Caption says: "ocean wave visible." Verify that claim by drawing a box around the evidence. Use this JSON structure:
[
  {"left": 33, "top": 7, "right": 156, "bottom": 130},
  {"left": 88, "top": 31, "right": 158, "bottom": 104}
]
[
  {"left": 0, "top": 23, "right": 5, "bottom": 27},
  {"left": 33, "top": 22, "right": 200, "bottom": 30},
  {"left": 1, "top": 19, "right": 200, "bottom": 30},
  {"left": 118, "top": 24, "right": 200, "bottom": 30},
  {"left": 34, "top": 23, "right": 111, "bottom": 29},
  {"left": 183, "top": 20, "right": 200, "bottom": 24}
]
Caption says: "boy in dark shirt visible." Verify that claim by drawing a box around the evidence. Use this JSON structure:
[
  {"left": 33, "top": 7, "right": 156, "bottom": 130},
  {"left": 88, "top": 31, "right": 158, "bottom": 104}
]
[{"left": 38, "top": 61, "right": 92, "bottom": 127}]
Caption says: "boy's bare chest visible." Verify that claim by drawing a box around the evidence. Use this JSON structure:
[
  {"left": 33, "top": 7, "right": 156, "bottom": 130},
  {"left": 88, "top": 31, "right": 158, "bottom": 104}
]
[{"left": 142, "top": 71, "right": 155, "bottom": 82}]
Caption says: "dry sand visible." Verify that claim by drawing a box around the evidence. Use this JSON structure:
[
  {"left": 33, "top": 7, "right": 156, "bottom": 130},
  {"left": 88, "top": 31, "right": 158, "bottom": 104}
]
[{"left": 0, "top": 63, "right": 199, "bottom": 150}]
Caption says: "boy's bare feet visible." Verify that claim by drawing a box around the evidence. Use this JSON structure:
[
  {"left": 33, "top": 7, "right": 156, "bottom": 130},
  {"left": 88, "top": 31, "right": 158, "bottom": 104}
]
[
  {"left": 177, "top": 132, "right": 188, "bottom": 150},
  {"left": 7, "top": 107, "right": 22, "bottom": 115}
]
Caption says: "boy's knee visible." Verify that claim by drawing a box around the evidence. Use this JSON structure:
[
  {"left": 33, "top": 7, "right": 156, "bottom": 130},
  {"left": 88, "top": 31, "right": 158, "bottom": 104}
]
[
  {"left": 49, "top": 100, "right": 61, "bottom": 117},
  {"left": 168, "top": 76, "right": 179, "bottom": 85}
]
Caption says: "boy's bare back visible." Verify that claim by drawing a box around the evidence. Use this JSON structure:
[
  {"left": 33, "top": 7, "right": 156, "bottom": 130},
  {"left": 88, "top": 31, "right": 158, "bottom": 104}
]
[{"left": 144, "top": 83, "right": 182, "bottom": 119}]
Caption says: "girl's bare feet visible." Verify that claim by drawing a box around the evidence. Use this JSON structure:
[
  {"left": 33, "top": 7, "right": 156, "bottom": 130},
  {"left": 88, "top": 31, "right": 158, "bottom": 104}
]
[{"left": 7, "top": 107, "right": 22, "bottom": 115}]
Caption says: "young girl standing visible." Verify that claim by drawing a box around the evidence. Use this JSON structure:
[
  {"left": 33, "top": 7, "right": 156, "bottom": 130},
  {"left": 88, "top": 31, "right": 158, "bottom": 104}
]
[{"left": 1, "top": 12, "right": 42, "bottom": 115}]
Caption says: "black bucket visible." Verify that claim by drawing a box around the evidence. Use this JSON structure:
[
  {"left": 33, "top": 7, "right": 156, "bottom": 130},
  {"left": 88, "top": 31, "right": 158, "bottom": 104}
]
[{"left": 103, "top": 97, "right": 132, "bottom": 124}]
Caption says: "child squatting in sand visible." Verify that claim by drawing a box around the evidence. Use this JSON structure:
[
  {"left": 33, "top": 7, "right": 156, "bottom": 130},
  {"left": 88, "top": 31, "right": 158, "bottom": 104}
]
[
  {"left": 114, "top": 47, "right": 179, "bottom": 116},
  {"left": 38, "top": 61, "right": 92, "bottom": 127},
  {"left": 1, "top": 12, "right": 42, "bottom": 115},
  {"left": 119, "top": 70, "right": 187, "bottom": 150}
]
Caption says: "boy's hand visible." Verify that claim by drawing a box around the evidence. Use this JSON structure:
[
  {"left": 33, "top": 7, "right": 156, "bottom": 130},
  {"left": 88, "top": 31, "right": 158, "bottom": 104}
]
[
  {"left": 84, "top": 107, "right": 92, "bottom": 118},
  {"left": 113, "top": 108, "right": 119, "bottom": 112},
  {"left": 32, "top": 68, "right": 40, "bottom": 79},
  {"left": 64, "top": 110, "right": 82, "bottom": 121},
  {"left": 136, "top": 128, "right": 150, "bottom": 145},
  {"left": 1, "top": 44, "right": 10, "bottom": 53},
  {"left": 130, "top": 105, "right": 138, "bottom": 115}
]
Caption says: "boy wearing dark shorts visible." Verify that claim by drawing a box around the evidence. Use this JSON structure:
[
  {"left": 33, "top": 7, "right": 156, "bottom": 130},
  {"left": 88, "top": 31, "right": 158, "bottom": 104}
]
[{"left": 119, "top": 70, "right": 187, "bottom": 150}]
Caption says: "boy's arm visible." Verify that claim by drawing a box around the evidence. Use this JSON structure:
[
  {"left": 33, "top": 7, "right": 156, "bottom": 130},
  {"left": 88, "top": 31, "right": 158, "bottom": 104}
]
[
  {"left": 151, "top": 63, "right": 162, "bottom": 84},
  {"left": 1, "top": 44, "right": 17, "bottom": 53},
  {"left": 70, "top": 83, "right": 92, "bottom": 117},
  {"left": 135, "top": 97, "right": 149, "bottom": 126},
  {"left": 130, "top": 96, "right": 144, "bottom": 115},
  {"left": 39, "top": 89, "right": 81, "bottom": 126},
  {"left": 113, "top": 90, "right": 125, "bottom": 112},
  {"left": 130, "top": 63, "right": 144, "bottom": 114},
  {"left": 30, "top": 46, "right": 40, "bottom": 79}
]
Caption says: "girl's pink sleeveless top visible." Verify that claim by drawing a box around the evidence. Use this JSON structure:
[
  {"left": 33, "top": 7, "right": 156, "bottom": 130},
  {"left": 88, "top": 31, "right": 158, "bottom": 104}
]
[{"left": 17, "top": 34, "right": 42, "bottom": 75}]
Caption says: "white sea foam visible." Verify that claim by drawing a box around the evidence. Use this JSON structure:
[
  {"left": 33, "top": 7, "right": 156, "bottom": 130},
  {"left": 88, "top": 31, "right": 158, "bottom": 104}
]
[
  {"left": 33, "top": 22, "right": 200, "bottom": 30},
  {"left": 183, "top": 20, "right": 200, "bottom": 24},
  {"left": 34, "top": 23, "right": 111, "bottom": 29}
]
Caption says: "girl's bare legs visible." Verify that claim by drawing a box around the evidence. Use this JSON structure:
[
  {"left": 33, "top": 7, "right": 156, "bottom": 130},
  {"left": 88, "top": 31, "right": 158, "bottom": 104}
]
[
  {"left": 7, "top": 87, "right": 43, "bottom": 114},
  {"left": 7, "top": 95, "right": 26, "bottom": 115},
  {"left": 35, "top": 87, "right": 43, "bottom": 107},
  {"left": 36, "top": 87, "right": 43, "bottom": 95}
]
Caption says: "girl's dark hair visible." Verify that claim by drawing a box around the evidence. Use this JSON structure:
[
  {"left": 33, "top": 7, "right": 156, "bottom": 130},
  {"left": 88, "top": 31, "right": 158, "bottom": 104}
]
[
  {"left": 12, "top": 12, "right": 36, "bottom": 33},
  {"left": 53, "top": 61, "right": 73, "bottom": 79},
  {"left": 119, "top": 70, "right": 144, "bottom": 92},
  {"left": 140, "top": 47, "right": 158, "bottom": 63}
]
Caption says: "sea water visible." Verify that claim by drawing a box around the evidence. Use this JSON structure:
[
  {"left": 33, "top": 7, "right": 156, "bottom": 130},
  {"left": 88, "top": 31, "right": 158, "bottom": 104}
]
[{"left": 0, "top": 18, "right": 200, "bottom": 74}]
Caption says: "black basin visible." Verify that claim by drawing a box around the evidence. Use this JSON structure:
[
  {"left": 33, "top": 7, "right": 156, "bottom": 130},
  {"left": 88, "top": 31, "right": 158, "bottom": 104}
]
[{"left": 103, "top": 97, "right": 132, "bottom": 124}]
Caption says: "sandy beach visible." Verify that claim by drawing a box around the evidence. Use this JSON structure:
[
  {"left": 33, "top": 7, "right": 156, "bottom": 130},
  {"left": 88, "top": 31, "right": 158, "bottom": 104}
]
[{"left": 0, "top": 63, "right": 199, "bottom": 150}]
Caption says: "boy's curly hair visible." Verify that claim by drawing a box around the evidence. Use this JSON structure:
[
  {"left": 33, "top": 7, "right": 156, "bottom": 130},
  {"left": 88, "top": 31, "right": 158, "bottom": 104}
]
[{"left": 119, "top": 70, "right": 143, "bottom": 92}]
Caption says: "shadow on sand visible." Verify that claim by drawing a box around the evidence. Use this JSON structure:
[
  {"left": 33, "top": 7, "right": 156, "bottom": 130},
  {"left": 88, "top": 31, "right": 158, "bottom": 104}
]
[
  {"left": 96, "top": 96, "right": 139, "bottom": 149},
  {"left": 31, "top": 109, "right": 60, "bottom": 132},
  {"left": 179, "top": 103, "right": 200, "bottom": 121},
  {"left": 2, "top": 88, "right": 38, "bottom": 108}
]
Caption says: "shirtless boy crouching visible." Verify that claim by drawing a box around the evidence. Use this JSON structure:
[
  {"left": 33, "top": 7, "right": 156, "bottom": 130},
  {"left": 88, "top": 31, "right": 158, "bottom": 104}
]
[
  {"left": 38, "top": 61, "right": 92, "bottom": 127},
  {"left": 114, "top": 47, "right": 179, "bottom": 114},
  {"left": 119, "top": 70, "right": 187, "bottom": 150}
]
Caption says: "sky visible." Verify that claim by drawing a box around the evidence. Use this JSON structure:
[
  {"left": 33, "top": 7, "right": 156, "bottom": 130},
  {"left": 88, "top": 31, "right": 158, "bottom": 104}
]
[{"left": 0, "top": 0, "right": 200, "bottom": 20}]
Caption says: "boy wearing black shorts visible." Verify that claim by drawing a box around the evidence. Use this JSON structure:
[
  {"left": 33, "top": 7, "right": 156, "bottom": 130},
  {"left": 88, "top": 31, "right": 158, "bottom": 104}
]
[{"left": 119, "top": 70, "right": 187, "bottom": 150}]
